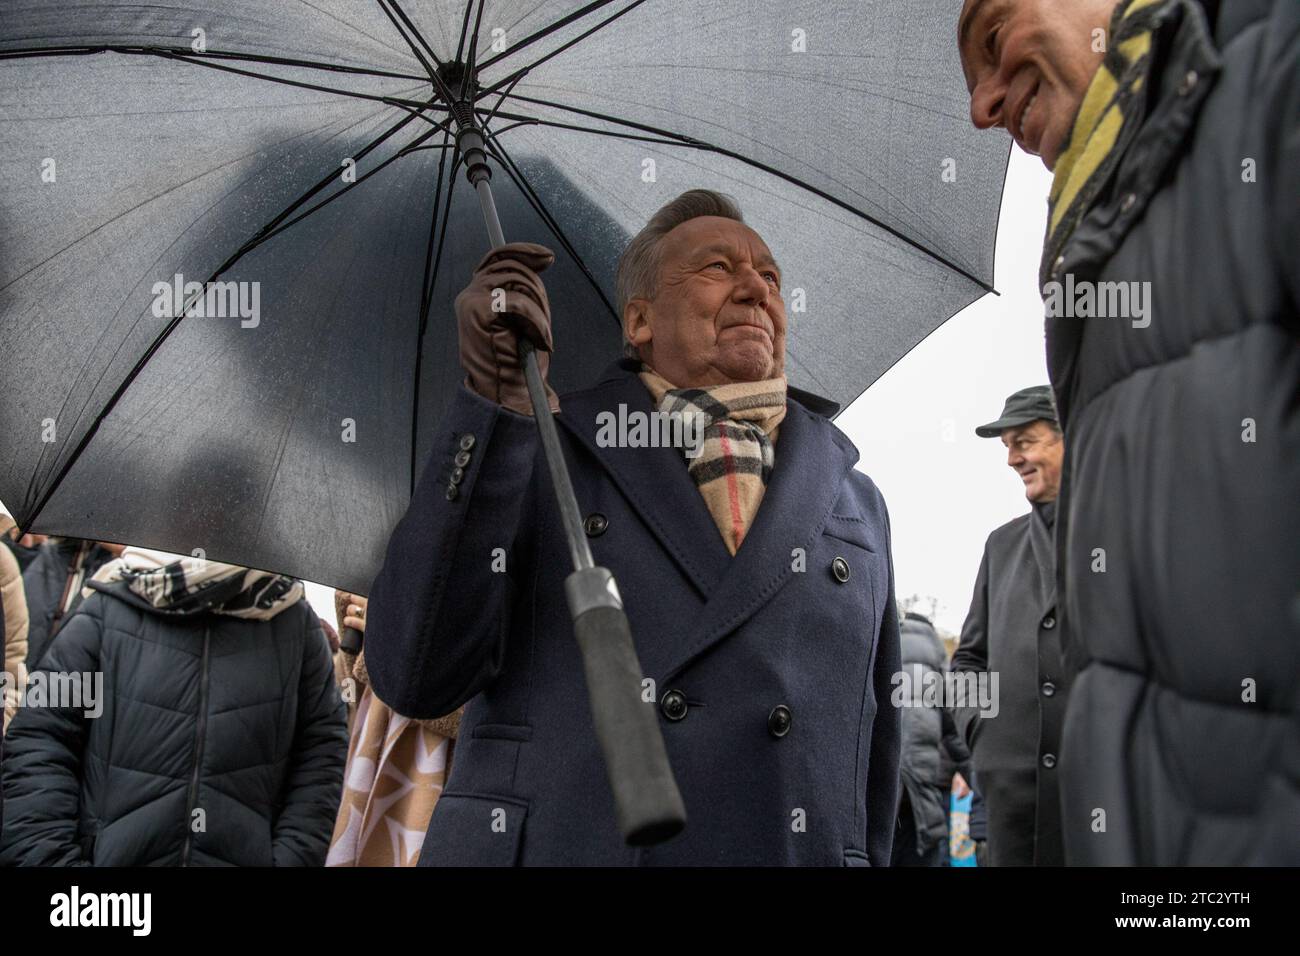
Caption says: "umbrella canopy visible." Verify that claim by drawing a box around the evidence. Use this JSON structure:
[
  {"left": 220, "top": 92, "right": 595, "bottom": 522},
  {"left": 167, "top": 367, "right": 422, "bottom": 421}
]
[{"left": 0, "top": 1, "right": 1008, "bottom": 593}]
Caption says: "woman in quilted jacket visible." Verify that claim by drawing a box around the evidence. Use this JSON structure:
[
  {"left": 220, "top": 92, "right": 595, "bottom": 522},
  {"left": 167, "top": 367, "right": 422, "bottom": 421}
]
[{"left": 0, "top": 547, "right": 348, "bottom": 866}]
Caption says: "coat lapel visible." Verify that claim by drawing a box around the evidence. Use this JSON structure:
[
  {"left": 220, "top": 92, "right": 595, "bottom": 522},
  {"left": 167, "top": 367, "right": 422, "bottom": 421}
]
[
  {"left": 661, "top": 398, "right": 859, "bottom": 680},
  {"left": 556, "top": 361, "right": 732, "bottom": 600}
]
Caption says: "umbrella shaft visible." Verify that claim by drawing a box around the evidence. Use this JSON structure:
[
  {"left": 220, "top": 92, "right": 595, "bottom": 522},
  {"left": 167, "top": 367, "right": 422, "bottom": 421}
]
[
  {"left": 457, "top": 121, "right": 594, "bottom": 573},
  {"left": 473, "top": 178, "right": 505, "bottom": 248},
  {"left": 519, "top": 338, "right": 594, "bottom": 572}
]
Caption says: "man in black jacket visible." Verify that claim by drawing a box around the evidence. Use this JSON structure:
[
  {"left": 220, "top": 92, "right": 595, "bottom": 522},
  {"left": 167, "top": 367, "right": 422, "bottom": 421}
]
[
  {"left": 958, "top": 0, "right": 1299, "bottom": 864},
  {"left": 951, "top": 386, "right": 1069, "bottom": 866}
]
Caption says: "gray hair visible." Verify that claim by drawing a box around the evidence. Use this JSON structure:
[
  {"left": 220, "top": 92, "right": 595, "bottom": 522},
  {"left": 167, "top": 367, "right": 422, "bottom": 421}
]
[{"left": 615, "top": 189, "right": 745, "bottom": 360}]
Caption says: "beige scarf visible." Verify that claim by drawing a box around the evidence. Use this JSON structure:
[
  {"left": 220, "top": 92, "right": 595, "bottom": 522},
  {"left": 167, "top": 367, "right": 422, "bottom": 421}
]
[
  {"left": 83, "top": 547, "right": 302, "bottom": 621},
  {"left": 639, "top": 365, "right": 787, "bottom": 555}
]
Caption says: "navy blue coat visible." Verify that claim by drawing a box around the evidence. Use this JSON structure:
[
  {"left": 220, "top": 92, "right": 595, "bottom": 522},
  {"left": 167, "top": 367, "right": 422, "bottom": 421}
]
[{"left": 366, "top": 358, "right": 902, "bottom": 865}]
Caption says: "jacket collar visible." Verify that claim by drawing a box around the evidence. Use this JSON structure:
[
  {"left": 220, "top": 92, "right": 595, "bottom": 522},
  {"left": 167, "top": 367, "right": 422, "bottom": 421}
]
[
  {"left": 1045, "top": 0, "right": 1223, "bottom": 426},
  {"left": 558, "top": 359, "right": 859, "bottom": 679}
]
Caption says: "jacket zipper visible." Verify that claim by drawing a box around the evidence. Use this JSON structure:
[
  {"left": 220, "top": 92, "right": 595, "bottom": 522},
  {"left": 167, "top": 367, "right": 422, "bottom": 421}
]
[{"left": 180, "top": 622, "right": 212, "bottom": 866}]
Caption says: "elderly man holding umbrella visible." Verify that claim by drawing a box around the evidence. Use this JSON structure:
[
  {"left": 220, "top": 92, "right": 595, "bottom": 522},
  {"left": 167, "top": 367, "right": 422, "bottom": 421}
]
[
  {"left": 365, "top": 189, "right": 903, "bottom": 866},
  {"left": 957, "top": 0, "right": 1300, "bottom": 863}
]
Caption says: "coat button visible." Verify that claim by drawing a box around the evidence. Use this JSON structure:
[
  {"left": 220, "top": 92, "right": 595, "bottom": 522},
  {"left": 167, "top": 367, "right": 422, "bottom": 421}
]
[
  {"left": 1120, "top": 192, "right": 1137, "bottom": 214},
  {"left": 454, "top": 450, "right": 472, "bottom": 468},
  {"left": 1041, "top": 614, "right": 1056, "bottom": 630},
  {"left": 1051, "top": 255, "right": 1065, "bottom": 279},
  {"left": 1178, "top": 70, "right": 1198, "bottom": 95},
  {"left": 449, "top": 467, "right": 464, "bottom": 485},
  {"left": 831, "top": 556, "right": 851, "bottom": 583},
  {"left": 1042, "top": 681, "right": 1057, "bottom": 697},
  {"left": 660, "top": 689, "right": 688, "bottom": 722},
  {"left": 768, "top": 704, "right": 792, "bottom": 738},
  {"left": 445, "top": 484, "right": 459, "bottom": 501},
  {"left": 459, "top": 434, "right": 476, "bottom": 452},
  {"left": 583, "top": 513, "right": 608, "bottom": 537},
  {"left": 1042, "top": 753, "right": 1057, "bottom": 769}
]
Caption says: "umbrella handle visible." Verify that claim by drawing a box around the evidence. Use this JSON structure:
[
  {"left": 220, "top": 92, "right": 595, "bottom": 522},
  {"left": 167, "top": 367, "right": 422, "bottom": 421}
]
[
  {"left": 339, "top": 625, "right": 363, "bottom": 655},
  {"left": 566, "top": 566, "right": 688, "bottom": 846}
]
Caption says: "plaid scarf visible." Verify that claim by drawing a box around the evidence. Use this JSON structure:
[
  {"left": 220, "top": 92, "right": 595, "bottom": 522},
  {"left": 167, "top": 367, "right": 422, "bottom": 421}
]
[
  {"left": 1041, "top": 0, "right": 1165, "bottom": 285},
  {"left": 639, "top": 365, "right": 787, "bottom": 555},
  {"left": 84, "top": 547, "right": 302, "bottom": 620}
]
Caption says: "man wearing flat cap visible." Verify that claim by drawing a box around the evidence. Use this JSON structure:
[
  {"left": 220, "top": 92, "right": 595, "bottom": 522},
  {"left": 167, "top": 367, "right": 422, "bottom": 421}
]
[{"left": 950, "top": 386, "right": 1069, "bottom": 866}]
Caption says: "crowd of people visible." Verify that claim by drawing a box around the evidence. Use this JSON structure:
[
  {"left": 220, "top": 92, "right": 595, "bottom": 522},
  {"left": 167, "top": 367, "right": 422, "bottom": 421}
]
[{"left": 0, "top": 0, "right": 1295, "bottom": 868}]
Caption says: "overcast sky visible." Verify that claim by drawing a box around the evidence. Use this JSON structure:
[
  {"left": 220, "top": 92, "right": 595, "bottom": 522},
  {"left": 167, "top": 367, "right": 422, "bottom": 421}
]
[{"left": 836, "top": 148, "right": 1054, "bottom": 635}]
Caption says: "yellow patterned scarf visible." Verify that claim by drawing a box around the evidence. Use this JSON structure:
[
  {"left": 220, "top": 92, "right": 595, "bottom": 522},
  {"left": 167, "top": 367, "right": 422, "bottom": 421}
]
[
  {"left": 1042, "top": 0, "right": 1165, "bottom": 282},
  {"left": 639, "top": 364, "right": 787, "bottom": 555}
]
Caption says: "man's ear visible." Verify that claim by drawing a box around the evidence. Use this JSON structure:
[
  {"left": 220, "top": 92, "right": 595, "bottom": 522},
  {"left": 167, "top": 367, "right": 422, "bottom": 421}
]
[{"left": 623, "top": 300, "right": 653, "bottom": 349}]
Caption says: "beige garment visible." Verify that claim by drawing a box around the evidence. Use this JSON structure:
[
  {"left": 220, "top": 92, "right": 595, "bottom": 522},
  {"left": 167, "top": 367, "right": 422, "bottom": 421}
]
[
  {"left": 0, "top": 529, "right": 28, "bottom": 731},
  {"left": 325, "top": 677, "right": 456, "bottom": 867},
  {"left": 326, "top": 590, "right": 461, "bottom": 865},
  {"left": 638, "top": 366, "right": 787, "bottom": 555}
]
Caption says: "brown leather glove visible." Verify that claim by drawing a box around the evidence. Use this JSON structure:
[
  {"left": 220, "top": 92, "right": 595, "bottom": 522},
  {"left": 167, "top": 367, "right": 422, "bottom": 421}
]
[{"left": 456, "top": 241, "right": 560, "bottom": 416}]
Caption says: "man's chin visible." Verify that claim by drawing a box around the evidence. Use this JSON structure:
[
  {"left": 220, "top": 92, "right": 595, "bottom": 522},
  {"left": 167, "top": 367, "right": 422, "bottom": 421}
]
[{"left": 716, "top": 349, "right": 777, "bottom": 383}]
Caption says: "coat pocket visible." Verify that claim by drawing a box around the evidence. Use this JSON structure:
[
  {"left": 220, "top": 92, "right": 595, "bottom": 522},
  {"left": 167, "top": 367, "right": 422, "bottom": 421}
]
[
  {"left": 418, "top": 793, "right": 528, "bottom": 867},
  {"left": 842, "top": 848, "right": 872, "bottom": 867}
]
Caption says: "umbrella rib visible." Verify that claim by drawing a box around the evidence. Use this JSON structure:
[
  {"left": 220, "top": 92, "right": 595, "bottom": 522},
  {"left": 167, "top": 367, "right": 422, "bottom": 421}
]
[
  {"left": 477, "top": 108, "right": 700, "bottom": 147},
  {"left": 478, "top": 0, "right": 648, "bottom": 98},
  {"left": 254, "top": 123, "right": 454, "bottom": 250},
  {"left": 374, "top": 0, "right": 439, "bottom": 80},
  {"left": 476, "top": 70, "right": 529, "bottom": 131},
  {"left": 410, "top": 135, "right": 463, "bottom": 495},
  {"left": 18, "top": 105, "right": 441, "bottom": 530},
  {"left": 489, "top": 92, "right": 994, "bottom": 293},
  {"left": 464, "top": 0, "right": 489, "bottom": 82},
  {"left": 476, "top": 0, "right": 612, "bottom": 71},
  {"left": 477, "top": 115, "right": 621, "bottom": 325},
  {"left": 144, "top": 48, "right": 438, "bottom": 114},
  {"left": 454, "top": 0, "right": 476, "bottom": 65},
  {"left": 379, "top": 0, "right": 445, "bottom": 72},
  {"left": 0, "top": 44, "right": 430, "bottom": 81}
]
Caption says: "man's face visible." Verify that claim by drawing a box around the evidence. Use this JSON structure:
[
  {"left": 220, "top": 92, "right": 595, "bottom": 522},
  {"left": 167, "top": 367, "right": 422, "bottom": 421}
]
[
  {"left": 1001, "top": 420, "right": 1063, "bottom": 503},
  {"left": 624, "top": 216, "right": 787, "bottom": 386},
  {"left": 957, "top": 0, "right": 1116, "bottom": 170}
]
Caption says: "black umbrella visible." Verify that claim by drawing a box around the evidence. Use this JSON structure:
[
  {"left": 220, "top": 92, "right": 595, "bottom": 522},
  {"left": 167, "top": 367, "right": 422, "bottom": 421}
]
[{"left": 0, "top": 0, "right": 1008, "bottom": 842}]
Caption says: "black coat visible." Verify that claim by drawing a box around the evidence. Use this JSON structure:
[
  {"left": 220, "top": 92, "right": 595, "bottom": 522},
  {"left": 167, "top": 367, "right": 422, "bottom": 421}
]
[
  {"left": 1045, "top": 0, "right": 1300, "bottom": 864},
  {"left": 20, "top": 539, "right": 118, "bottom": 669},
  {"left": 366, "top": 360, "right": 903, "bottom": 866},
  {"left": 896, "top": 615, "right": 968, "bottom": 854},
  {"left": 0, "top": 579, "right": 348, "bottom": 866},
  {"left": 951, "top": 504, "right": 1069, "bottom": 866}
]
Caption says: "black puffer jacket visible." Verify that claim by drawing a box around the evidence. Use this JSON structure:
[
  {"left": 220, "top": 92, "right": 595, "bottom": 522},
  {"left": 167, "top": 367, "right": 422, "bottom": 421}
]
[
  {"left": 1048, "top": 0, "right": 1300, "bottom": 863},
  {"left": 896, "top": 614, "right": 968, "bottom": 853},
  {"left": 0, "top": 578, "right": 347, "bottom": 866}
]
